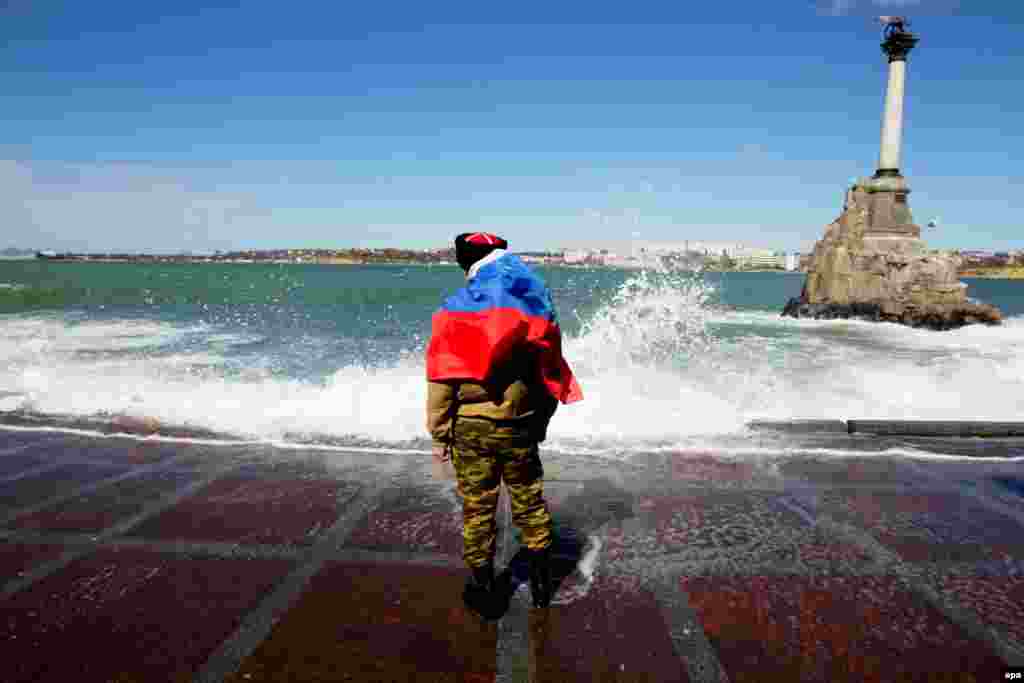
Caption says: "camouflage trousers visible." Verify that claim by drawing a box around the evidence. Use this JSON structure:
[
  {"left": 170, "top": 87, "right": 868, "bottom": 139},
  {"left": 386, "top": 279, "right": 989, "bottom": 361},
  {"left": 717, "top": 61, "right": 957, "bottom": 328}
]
[{"left": 450, "top": 418, "right": 553, "bottom": 569}]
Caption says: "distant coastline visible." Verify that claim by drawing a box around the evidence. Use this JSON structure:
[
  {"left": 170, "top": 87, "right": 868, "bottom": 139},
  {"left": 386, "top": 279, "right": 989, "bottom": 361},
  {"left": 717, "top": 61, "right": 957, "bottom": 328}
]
[
  {"left": 29, "top": 248, "right": 458, "bottom": 267},
  {"left": 960, "top": 267, "right": 1024, "bottom": 280},
  {"left": 26, "top": 248, "right": 780, "bottom": 272},
  {"left": 27, "top": 253, "right": 795, "bottom": 273},
  {"left": 16, "top": 250, "right": 1024, "bottom": 279}
]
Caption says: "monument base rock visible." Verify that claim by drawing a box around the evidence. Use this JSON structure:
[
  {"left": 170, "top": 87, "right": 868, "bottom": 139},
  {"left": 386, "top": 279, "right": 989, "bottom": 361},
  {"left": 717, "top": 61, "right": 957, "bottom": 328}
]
[
  {"left": 781, "top": 299, "right": 1002, "bottom": 331},
  {"left": 782, "top": 176, "right": 1001, "bottom": 331}
]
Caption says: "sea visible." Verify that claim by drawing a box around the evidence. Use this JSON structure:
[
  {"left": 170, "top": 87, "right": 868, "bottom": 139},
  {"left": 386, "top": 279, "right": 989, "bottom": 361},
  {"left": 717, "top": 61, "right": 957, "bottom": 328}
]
[{"left": 2, "top": 260, "right": 1024, "bottom": 459}]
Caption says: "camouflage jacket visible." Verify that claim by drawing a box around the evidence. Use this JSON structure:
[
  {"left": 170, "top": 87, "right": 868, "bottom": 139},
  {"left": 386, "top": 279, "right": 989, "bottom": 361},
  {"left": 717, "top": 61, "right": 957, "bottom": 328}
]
[{"left": 426, "top": 352, "right": 558, "bottom": 446}]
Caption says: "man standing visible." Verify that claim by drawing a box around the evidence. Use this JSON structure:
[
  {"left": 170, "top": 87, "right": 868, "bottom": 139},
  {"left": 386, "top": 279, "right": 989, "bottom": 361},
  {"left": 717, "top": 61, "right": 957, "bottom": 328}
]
[{"left": 426, "top": 232, "right": 583, "bottom": 617}]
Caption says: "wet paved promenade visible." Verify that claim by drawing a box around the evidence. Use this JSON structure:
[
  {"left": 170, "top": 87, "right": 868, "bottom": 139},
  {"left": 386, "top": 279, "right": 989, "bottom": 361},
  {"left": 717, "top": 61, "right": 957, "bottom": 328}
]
[{"left": 1, "top": 427, "right": 1022, "bottom": 682}]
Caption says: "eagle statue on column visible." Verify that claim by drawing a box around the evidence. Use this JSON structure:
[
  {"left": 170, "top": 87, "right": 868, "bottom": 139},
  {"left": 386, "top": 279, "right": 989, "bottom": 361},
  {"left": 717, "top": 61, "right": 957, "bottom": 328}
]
[{"left": 878, "top": 16, "right": 910, "bottom": 37}]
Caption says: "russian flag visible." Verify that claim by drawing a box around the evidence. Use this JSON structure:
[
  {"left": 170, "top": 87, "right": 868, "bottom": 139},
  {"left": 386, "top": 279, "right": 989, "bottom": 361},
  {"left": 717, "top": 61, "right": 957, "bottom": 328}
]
[{"left": 426, "top": 251, "right": 583, "bottom": 404}]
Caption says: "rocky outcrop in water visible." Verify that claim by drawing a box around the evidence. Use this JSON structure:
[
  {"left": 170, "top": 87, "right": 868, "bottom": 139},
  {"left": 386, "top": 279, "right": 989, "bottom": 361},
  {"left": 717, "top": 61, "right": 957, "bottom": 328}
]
[
  {"left": 783, "top": 178, "right": 1001, "bottom": 330},
  {"left": 782, "top": 298, "right": 1002, "bottom": 330}
]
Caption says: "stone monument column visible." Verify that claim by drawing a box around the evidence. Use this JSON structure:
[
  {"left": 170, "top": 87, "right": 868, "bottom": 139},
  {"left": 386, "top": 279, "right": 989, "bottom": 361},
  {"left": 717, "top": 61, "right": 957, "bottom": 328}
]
[
  {"left": 860, "top": 24, "right": 922, "bottom": 247},
  {"left": 781, "top": 18, "right": 1002, "bottom": 329},
  {"left": 876, "top": 29, "right": 919, "bottom": 178}
]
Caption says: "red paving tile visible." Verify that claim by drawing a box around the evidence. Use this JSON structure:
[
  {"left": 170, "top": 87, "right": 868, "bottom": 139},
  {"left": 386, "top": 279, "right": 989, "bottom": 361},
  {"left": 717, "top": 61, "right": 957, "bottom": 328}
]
[
  {"left": 0, "top": 463, "right": 128, "bottom": 516},
  {"left": 529, "top": 574, "right": 689, "bottom": 682},
  {"left": 0, "top": 547, "right": 294, "bottom": 683},
  {"left": 600, "top": 493, "right": 809, "bottom": 562},
  {"left": 346, "top": 485, "right": 463, "bottom": 557},
  {"left": 682, "top": 575, "right": 1006, "bottom": 683},
  {"left": 347, "top": 509, "right": 464, "bottom": 556},
  {"left": 10, "top": 469, "right": 199, "bottom": 534},
  {"left": 0, "top": 541, "right": 65, "bottom": 583},
  {"left": 668, "top": 453, "right": 757, "bottom": 484},
  {"left": 127, "top": 476, "right": 358, "bottom": 545},
  {"left": 938, "top": 575, "right": 1024, "bottom": 648},
  {"left": 823, "top": 491, "right": 1024, "bottom": 562},
  {"left": 227, "top": 561, "right": 498, "bottom": 683}
]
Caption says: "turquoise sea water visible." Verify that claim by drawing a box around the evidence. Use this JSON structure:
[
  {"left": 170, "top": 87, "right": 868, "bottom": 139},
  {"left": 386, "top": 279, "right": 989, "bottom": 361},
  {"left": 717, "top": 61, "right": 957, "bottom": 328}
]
[{"left": 2, "top": 260, "right": 1023, "bottom": 455}]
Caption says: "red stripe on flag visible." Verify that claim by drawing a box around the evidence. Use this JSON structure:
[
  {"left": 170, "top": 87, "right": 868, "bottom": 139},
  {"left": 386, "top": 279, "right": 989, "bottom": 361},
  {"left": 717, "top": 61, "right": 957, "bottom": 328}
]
[{"left": 427, "top": 308, "right": 582, "bottom": 404}]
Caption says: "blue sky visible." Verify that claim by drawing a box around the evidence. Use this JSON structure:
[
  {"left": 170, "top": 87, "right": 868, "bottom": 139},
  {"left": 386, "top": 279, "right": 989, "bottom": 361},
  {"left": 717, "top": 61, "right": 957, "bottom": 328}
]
[{"left": 2, "top": 0, "right": 1021, "bottom": 253}]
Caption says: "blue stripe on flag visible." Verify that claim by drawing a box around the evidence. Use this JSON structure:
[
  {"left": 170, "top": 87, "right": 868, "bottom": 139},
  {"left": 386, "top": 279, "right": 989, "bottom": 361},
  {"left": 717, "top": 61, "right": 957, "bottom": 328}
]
[{"left": 440, "top": 254, "right": 556, "bottom": 321}]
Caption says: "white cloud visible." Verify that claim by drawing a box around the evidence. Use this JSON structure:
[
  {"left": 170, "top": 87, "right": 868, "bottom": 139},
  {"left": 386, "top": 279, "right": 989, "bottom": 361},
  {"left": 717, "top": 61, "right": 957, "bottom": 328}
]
[
  {"left": 815, "top": 0, "right": 937, "bottom": 16},
  {"left": 819, "top": 0, "right": 858, "bottom": 17},
  {"left": 2, "top": 159, "right": 270, "bottom": 252}
]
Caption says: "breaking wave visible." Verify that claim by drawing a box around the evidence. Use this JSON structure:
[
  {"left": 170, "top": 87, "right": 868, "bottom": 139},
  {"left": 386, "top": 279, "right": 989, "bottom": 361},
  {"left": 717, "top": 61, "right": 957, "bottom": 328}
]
[{"left": 2, "top": 268, "right": 1024, "bottom": 455}]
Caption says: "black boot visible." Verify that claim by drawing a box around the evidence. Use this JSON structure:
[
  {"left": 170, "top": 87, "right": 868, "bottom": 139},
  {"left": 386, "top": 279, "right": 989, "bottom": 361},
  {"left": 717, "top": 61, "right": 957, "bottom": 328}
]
[
  {"left": 527, "top": 547, "right": 553, "bottom": 608},
  {"left": 462, "top": 563, "right": 497, "bottom": 618}
]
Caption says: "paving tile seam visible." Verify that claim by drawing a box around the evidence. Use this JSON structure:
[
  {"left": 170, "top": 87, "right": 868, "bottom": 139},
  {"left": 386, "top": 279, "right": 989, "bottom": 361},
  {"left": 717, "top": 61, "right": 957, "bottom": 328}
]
[
  {"left": 0, "top": 547, "right": 87, "bottom": 602},
  {"left": 909, "top": 574, "right": 1024, "bottom": 664},
  {"left": 486, "top": 470, "right": 1018, "bottom": 680},
  {"left": 493, "top": 522, "right": 726, "bottom": 683},
  {"left": 333, "top": 547, "right": 466, "bottom": 569},
  {"left": 1, "top": 530, "right": 306, "bottom": 561},
  {"left": 0, "top": 460, "right": 74, "bottom": 485},
  {"left": 626, "top": 482, "right": 955, "bottom": 498},
  {"left": 605, "top": 511, "right": 1021, "bottom": 670},
  {"left": 600, "top": 534, "right": 824, "bottom": 569},
  {"left": 0, "top": 461, "right": 240, "bottom": 599},
  {"left": 192, "top": 477, "right": 396, "bottom": 683},
  {"left": 0, "top": 450, "right": 208, "bottom": 528},
  {"left": 641, "top": 535, "right": 1021, "bottom": 673},
  {"left": 494, "top": 591, "right": 531, "bottom": 683},
  {"left": 0, "top": 441, "right": 56, "bottom": 458},
  {"left": 494, "top": 562, "right": 729, "bottom": 683},
  {"left": 572, "top": 551, "right": 732, "bottom": 683},
  {"left": 917, "top": 565, "right": 1024, "bottom": 663},
  {"left": 1, "top": 527, "right": 471, "bottom": 571},
  {"left": 365, "top": 474, "right": 658, "bottom": 681},
  {"left": 607, "top": 556, "right": 893, "bottom": 580},
  {"left": 5, "top": 439, "right": 1020, "bottom": 677},
  {"left": 494, "top": 493, "right": 537, "bottom": 683},
  {"left": 654, "top": 570, "right": 732, "bottom": 683}
]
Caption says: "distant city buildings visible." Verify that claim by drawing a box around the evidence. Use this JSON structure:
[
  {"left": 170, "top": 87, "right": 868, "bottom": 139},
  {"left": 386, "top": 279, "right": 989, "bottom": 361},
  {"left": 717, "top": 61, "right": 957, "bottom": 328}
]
[
  {"left": 956, "top": 249, "right": 1023, "bottom": 269},
  {"left": 558, "top": 242, "right": 801, "bottom": 271},
  {"left": 733, "top": 248, "right": 784, "bottom": 270},
  {"left": 29, "top": 242, "right": 1017, "bottom": 273}
]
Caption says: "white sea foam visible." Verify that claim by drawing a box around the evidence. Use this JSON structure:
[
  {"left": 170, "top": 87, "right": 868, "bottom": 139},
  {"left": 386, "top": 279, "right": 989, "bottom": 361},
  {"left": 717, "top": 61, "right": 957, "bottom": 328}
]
[
  {"left": 2, "top": 271, "right": 1024, "bottom": 454},
  {"left": 551, "top": 534, "right": 603, "bottom": 606}
]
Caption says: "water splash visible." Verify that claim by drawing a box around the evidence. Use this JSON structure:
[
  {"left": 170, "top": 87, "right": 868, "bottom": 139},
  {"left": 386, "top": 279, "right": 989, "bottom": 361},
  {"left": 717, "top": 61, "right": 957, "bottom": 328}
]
[
  {"left": 3, "top": 269, "right": 1024, "bottom": 454},
  {"left": 568, "top": 266, "right": 719, "bottom": 374}
]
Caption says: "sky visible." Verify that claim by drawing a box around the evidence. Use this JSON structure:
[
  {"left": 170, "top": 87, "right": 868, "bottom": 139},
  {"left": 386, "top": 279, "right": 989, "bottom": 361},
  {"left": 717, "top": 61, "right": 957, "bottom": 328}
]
[{"left": 2, "top": 0, "right": 1021, "bottom": 254}]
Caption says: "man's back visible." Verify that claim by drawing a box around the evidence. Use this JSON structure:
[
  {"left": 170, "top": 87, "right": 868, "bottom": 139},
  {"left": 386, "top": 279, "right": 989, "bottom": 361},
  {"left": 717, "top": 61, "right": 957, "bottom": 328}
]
[{"left": 425, "top": 232, "right": 580, "bottom": 617}]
